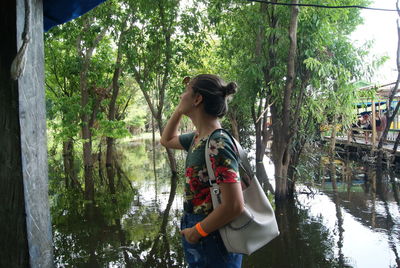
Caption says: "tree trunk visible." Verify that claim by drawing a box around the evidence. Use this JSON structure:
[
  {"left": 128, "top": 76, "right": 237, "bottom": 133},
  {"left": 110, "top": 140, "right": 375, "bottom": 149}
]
[
  {"left": 152, "top": 115, "right": 158, "bottom": 202},
  {"left": 106, "top": 31, "right": 124, "bottom": 195},
  {"left": 79, "top": 52, "right": 94, "bottom": 201},
  {"left": 80, "top": 70, "right": 94, "bottom": 201},
  {"left": 272, "top": 0, "right": 299, "bottom": 201},
  {"left": 377, "top": 17, "right": 400, "bottom": 164},
  {"left": 255, "top": 114, "right": 274, "bottom": 193},
  {"left": 288, "top": 151, "right": 299, "bottom": 198},
  {"left": 273, "top": 138, "right": 291, "bottom": 200},
  {"left": 157, "top": 118, "right": 178, "bottom": 174},
  {"left": 98, "top": 141, "right": 105, "bottom": 185},
  {"left": 250, "top": 2, "right": 274, "bottom": 194},
  {"left": 228, "top": 111, "right": 240, "bottom": 141},
  {"left": 63, "top": 139, "right": 80, "bottom": 190},
  {"left": 288, "top": 113, "right": 311, "bottom": 197},
  {"left": 77, "top": 20, "right": 106, "bottom": 202},
  {"left": 392, "top": 131, "right": 400, "bottom": 155}
]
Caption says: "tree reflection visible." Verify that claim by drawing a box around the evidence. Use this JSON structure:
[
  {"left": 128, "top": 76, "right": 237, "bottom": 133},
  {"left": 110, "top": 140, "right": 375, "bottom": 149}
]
[
  {"left": 141, "top": 173, "right": 183, "bottom": 268},
  {"left": 51, "top": 140, "right": 185, "bottom": 267},
  {"left": 50, "top": 140, "right": 400, "bottom": 267},
  {"left": 52, "top": 177, "right": 184, "bottom": 267},
  {"left": 376, "top": 169, "right": 400, "bottom": 267},
  {"left": 390, "top": 170, "right": 400, "bottom": 208},
  {"left": 329, "top": 163, "right": 345, "bottom": 267},
  {"left": 243, "top": 199, "right": 347, "bottom": 268},
  {"left": 320, "top": 159, "right": 400, "bottom": 268},
  {"left": 372, "top": 168, "right": 378, "bottom": 229}
]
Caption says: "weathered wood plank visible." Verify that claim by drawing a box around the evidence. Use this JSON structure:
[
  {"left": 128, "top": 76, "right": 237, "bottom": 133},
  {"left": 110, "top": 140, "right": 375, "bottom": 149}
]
[
  {"left": 16, "top": 0, "right": 54, "bottom": 266},
  {"left": 0, "top": 0, "right": 54, "bottom": 267}
]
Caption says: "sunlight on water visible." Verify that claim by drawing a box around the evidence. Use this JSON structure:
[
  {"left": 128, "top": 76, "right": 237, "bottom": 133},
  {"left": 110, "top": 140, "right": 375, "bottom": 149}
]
[
  {"left": 126, "top": 180, "right": 184, "bottom": 216},
  {"left": 50, "top": 141, "right": 400, "bottom": 267},
  {"left": 297, "top": 186, "right": 400, "bottom": 268}
]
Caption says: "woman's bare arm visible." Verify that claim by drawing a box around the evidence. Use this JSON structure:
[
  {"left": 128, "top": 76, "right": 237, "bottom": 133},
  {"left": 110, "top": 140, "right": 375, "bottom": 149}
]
[{"left": 160, "top": 109, "right": 184, "bottom": 150}]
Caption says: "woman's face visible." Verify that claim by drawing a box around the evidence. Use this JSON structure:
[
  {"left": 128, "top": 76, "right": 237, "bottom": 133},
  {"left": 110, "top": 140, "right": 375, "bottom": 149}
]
[{"left": 179, "top": 79, "right": 197, "bottom": 115}]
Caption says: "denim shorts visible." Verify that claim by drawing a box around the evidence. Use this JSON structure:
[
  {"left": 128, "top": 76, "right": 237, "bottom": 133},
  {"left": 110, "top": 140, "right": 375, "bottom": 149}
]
[{"left": 180, "top": 213, "right": 242, "bottom": 268}]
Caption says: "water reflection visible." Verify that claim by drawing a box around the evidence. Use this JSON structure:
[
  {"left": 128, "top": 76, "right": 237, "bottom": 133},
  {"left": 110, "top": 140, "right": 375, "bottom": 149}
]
[
  {"left": 51, "top": 140, "right": 186, "bottom": 267},
  {"left": 50, "top": 140, "right": 400, "bottom": 267},
  {"left": 244, "top": 199, "right": 343, "bottom": 268},
  {"left": 317, "top": 162, "right": 400, "bottom": 268}
]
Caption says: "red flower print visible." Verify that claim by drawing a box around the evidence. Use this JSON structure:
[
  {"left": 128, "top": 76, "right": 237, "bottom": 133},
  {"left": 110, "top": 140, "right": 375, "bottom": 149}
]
[
  {"left": 199, "top": 187, "right": 210, "bottom": 196},
  {"left": 215, "top": 166, "right": 238, "bottom": 183},
  {"left": 189, "top": 177, "right": 201, "bottom": 192},
  {"left": 215, "top": 166, "right": 227, "bottom": 177},
  {"left": 185, "top": 167, "right": 194, "bottom": 178},
  {"left": 192, "top": 187, "right": 210, "bottom": 206},
  {"left": 203, "top": 189, "right": 211, "bottom": 203},
  {"left": 192, "top": 196, "right": 204, "bottom": 206},
  {"left": 210, "top": 156, "right": 216, "bottom": 169}
]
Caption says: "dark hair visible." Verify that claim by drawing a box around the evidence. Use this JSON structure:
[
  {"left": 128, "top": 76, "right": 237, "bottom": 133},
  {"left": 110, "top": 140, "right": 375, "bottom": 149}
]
[{"left": 191, "top": 74, "right": 237, "bottom": 118}]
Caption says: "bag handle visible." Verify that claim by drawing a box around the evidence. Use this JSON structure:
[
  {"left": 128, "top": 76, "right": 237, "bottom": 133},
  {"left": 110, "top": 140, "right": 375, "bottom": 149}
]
[{"left": 205, "top": 129, "right": 254, "bottom": 188}]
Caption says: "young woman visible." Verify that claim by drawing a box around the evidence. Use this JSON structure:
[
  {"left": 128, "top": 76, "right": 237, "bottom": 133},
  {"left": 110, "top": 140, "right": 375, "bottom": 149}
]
[{"left": 160, "top": 74, "right": 244, "bottom": 267}]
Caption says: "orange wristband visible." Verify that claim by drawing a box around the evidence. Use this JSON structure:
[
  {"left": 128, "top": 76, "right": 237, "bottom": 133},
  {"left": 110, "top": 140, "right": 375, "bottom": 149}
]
[{"left": 195, "top": 222, "right": 208, "bottom": 237}]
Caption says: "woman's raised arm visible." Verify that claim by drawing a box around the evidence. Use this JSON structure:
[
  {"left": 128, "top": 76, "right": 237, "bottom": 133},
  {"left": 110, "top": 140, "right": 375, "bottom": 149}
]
[{"left": 160, "top": 109, "right": 185, "bottom": 150}]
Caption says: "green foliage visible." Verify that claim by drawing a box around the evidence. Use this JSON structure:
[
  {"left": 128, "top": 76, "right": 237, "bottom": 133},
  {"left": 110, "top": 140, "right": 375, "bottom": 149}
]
[
  {"left": 45, "top": 0, "right": 380, "bottom": 201},
  {"left": 43, "top": 1, "right": 400, "bottom": 265},
  {"left": 45, "top": 1, "right": 138, "bottom": 147},
  {"left": 200, "top": 0, "right": 377, "bottom": 191},
  {"left": 97, "top": 120, "right": 131, "bottom": 139}
]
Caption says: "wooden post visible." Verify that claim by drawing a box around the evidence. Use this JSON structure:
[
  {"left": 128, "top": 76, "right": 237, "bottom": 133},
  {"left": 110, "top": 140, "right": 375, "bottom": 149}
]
[
  {"left": 0, "top": 0, "right": 54, "bottom": 267},
  {"left": 372, "top": 98, "right": 376, "bottom": 148},
  {"left": 378, "top": 98, "right": 381, "bottom": 113},
  {"left": 396, "top": 99, "right": 398, "bottom": 129}
]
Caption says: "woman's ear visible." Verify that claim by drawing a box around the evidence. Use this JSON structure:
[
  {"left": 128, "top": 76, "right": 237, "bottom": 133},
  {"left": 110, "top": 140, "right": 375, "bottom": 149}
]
[{"left": 193, "top": 93, "right": 203, "bottom": 107}]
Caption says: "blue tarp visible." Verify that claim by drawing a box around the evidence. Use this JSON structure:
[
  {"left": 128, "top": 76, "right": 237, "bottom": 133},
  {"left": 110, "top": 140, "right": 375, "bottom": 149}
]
[
  {"left": 355, "top": 101, "right": 387, "bottom": 109},
  {"left": 43, "top": 0, "right": 107, "bottom": 31}
]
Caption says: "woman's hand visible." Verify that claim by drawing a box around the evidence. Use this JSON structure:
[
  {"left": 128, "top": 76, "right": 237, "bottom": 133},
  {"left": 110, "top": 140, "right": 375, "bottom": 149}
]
[
  {"left": 180, "top": 226, "right": 202, "bottom": 244},
  {"left": 159, "top": 99, "right": 185, "bottom": 149},
  {"left": 175, "top": 98, "right": 185, "bottom": 116}
]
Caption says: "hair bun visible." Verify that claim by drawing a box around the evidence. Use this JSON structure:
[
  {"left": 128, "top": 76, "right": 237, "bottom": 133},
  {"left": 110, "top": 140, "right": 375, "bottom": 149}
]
[{"left": 225, "top": 82, "right": 238, "bottom": 96}]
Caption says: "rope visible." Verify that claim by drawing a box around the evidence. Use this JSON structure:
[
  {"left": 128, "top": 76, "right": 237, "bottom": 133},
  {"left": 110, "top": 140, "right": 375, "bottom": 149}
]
[{"left": 11, "top": 0, "right": 31, "bottom": 80}]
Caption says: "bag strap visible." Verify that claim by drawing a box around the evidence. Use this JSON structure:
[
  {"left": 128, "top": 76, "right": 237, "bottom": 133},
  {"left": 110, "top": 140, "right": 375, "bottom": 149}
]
[{"left": 205, "top": 129, "right": 254, "bottom": 188}]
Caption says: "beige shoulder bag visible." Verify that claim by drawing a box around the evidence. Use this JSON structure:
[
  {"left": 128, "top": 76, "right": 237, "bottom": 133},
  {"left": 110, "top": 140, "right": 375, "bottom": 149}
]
[{"left": 205, "top": 129, "right": 279, "bottom": 255}]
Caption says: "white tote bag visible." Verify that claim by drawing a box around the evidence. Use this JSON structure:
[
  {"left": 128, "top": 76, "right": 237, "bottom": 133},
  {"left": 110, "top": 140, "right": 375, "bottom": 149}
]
[{"left": 205, "top": 129, "right": 279, "bottom": 255}]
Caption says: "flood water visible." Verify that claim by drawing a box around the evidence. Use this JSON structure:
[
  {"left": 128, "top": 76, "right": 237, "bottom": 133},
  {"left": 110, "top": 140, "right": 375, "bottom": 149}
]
[{"left": 49, "top": 139, "right": 400, "bottom": 267}]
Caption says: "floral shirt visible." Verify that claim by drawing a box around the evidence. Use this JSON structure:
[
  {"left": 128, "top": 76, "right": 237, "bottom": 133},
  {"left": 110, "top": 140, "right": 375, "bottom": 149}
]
[{"left": 179, "top": 130, "right": 240, "bottom": 215}]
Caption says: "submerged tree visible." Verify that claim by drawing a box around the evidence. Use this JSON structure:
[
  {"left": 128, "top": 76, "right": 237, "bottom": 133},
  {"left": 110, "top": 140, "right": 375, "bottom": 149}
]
[
  {"left": 46, "top": 0, "right": 372, "bottom": 204},
  {"left": 45, "top": 1, "right": 131, "bottom": 200},
  {"left": 122, "top": 0, "right": 207, "bottom": 172},
  {"left": 206, "top": 0, "right": 370, "bottom": 200}
]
